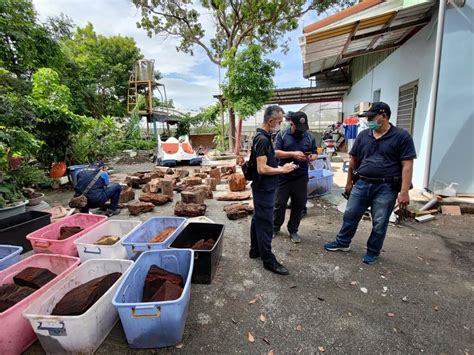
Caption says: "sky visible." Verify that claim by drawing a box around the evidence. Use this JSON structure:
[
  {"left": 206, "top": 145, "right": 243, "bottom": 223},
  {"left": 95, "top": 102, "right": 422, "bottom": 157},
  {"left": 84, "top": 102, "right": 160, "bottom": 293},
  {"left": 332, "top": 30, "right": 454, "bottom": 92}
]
[{"left": 32, "top": 0, "right": 329, "bottom": 113}]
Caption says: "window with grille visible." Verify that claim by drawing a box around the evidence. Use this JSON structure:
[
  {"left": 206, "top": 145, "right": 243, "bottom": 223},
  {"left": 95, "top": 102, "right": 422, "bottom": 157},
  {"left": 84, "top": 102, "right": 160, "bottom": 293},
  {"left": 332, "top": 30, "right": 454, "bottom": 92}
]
[{"left": 396, "top": 81, "right": 418, "bottom": 134}]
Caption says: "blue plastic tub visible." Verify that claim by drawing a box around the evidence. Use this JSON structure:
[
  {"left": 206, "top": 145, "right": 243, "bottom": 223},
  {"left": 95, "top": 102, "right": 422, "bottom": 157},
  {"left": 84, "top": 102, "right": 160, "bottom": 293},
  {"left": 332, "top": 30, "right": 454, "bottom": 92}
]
[
  {"left": 120, "top": 217, "right": 186, "bottom": 259},
  {"left": 308, "top": 169, "right": 334, "bottom": 198},
  {"left": 0, "top": 245, "right": 23, "bottom": 270},
  {"left": 112, "top": 249, "right": 194, "bottom": 349}
]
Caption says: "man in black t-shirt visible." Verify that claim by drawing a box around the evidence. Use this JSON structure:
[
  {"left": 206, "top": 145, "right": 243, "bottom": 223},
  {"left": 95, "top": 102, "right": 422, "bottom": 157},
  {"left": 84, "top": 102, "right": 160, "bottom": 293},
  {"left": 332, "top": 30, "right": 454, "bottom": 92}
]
[
  {"left": 242, "top": 105, "right": 297, "bottom": 276},
  {"left": 324, "top": 102, "right": 416, "bottom": 264}
]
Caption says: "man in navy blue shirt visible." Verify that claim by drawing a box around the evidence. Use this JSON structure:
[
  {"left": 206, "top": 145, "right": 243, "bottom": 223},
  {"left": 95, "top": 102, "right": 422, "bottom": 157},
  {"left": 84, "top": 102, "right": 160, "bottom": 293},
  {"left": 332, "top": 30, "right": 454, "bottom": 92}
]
[
  {"left": 324, "top": 102, "right": 416, "bottom": 264},
  {"left": 274, "top": 111, "right": 317, "bottom": 243},
  {"left": 76, "top": 161, "right": 121, "bottom": 216},
  {"left": 242, "top": 105, "right": 297, "bottom": 275}
]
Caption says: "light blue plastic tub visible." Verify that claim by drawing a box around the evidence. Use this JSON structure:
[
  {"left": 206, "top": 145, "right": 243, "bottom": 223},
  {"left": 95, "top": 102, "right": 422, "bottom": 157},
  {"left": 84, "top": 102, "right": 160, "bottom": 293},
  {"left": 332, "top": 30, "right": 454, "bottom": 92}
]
[
  {"left": 120, "top": 217, "right": 186, "bottom": 259},
  {"left": 0, "top": 245, "right": 23, "bottom": 270},
  {"left": 112, "top": 249, "right": 194, "bottom": 348}
]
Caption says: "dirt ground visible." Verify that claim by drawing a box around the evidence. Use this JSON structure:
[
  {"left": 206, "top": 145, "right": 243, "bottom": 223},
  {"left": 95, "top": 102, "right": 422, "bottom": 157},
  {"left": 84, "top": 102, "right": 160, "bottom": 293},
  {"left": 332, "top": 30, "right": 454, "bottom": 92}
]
[{"left": 26, "top": 161, "right": 473, "bottom": 354}]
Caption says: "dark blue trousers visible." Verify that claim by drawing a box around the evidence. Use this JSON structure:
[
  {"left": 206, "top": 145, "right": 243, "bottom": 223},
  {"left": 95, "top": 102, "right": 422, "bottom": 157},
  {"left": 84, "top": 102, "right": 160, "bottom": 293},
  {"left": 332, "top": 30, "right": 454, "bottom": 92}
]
[
  {"left": 250, "top": 187, "right": 277, "bottom": 265},
  {"left": 83, "top": 184, "right": 121, "bottom": 211}
]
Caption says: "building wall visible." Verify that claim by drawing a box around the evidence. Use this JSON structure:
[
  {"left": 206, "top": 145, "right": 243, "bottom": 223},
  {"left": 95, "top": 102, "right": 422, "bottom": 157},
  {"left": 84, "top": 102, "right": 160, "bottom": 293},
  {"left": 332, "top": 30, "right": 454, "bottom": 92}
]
[
  {"left": 430, "top": 0, "right": 474, "bottom": 193},
  {"left": 343, "top": 19, "right": 437, "bottom": 189}
]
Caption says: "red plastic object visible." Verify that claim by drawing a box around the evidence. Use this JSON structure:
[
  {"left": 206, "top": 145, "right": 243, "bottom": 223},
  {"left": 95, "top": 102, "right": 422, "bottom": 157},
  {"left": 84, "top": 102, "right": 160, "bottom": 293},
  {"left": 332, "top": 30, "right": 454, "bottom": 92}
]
[
  {"left": 0, "top": 253, "right": 80, "bottom": 354},
  {"left": 26, "top": 213, "right": 107, "bottom": 256},
  {"left": 50, "top": 161, "right": 67, "bottom": 178}
]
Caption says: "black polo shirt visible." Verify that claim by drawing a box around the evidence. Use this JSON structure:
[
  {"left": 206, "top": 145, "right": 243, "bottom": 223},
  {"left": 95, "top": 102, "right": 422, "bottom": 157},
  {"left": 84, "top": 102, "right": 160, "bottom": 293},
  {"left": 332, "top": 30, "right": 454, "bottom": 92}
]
[
  {"left": 252, "top": 128, "right": 278, "bottom": 190},
  {"left": 350, "top": 124, "right": 417, "bottom": 178},
  {"left": 275, "top": 128, "right": 317, "bottom": 181}
]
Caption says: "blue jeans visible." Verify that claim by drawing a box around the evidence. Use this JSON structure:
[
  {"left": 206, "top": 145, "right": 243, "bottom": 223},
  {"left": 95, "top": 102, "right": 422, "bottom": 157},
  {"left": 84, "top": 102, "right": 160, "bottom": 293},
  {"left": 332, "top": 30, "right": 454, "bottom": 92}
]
[
  {"left": 250, "top": 187, "right": 277, "bottom": 265},
  {"left": 336, "top": 180, "right": 398, "bottom": 256}
]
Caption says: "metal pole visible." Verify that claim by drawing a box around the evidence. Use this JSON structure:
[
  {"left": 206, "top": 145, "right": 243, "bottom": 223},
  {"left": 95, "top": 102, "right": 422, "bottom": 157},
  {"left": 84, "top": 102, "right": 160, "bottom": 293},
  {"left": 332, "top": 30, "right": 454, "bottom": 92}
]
[{"left": 423, "top": 0, "right": 447, "bottom": 190}]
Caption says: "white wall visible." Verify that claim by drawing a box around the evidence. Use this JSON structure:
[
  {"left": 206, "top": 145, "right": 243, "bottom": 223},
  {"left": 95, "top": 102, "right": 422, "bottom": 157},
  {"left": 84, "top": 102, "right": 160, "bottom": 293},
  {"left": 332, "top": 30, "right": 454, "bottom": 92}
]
[{"left": 430, "top": 0, "right": 474, "bottom": 193}]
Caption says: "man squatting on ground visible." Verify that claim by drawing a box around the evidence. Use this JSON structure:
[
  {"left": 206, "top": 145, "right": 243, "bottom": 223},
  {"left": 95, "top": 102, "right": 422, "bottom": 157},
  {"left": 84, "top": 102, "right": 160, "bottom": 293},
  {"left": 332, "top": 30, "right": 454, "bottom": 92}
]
[
  {"left": 324, "top": 102, "right": 417, "bottom": 264},
  {"left": 273, "top": 111, "right": 317, "bottom": 243},
  {"left": 242, "top": 105, "right": 298, "bottom": 275},
  {"left": 76, "top": 160, "right": 122, "bottom": 217}
]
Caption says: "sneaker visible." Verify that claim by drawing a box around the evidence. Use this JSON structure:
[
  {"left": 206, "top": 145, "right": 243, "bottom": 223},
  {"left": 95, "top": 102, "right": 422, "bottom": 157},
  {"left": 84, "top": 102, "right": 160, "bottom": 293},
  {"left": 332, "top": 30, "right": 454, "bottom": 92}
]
[
  {"left": 105, "top": 208, "right": 121, "bottom": 217},
  {"left": 290, "top": 232, "right": 301, "bottom": 244},
  {"left": 362, "top": 254, "right": 379, "bottom": 265},
  {"left": 324, "top": 240, "right": 351, "bottom": 252}
]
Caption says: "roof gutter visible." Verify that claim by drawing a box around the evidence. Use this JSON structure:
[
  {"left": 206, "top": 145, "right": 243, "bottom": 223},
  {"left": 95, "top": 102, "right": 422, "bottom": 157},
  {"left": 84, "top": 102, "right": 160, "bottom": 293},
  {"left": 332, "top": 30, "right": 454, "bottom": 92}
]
[{"left": 423, "top": 0, "right": 447, "bottom": 191}]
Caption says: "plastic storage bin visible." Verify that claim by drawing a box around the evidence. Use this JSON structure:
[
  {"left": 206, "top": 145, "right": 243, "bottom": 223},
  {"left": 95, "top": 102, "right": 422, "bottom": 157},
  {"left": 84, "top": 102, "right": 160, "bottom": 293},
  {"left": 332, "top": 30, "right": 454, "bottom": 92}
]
[
  {"left": 170, "top": 222, "right": 224, "bottom": 284},
  {"left": 0, "top": 245, "right": 23, "bottom": 270},
  {"left": 112, "top": 249, "right": 194, "bottom": 349},
  {"left": 0, "top": 253, "right": 80, "bottom": 354},
  {"left": 121, "top": 217, "right": 186, "bottom": 259},
  {"left": 24, "top": 259, "right": 133, "bottom": 354},
  {"left": 26, "top": 213, "right": 107, "bottom": 256},
  {"left": 74, "top": 220, "right": 141, "bottom": 261},
  {"left": 0, "top": 211, "right": 51, "bottom": 252},
  {"left": 308, "top": 169, "right": 334, "bottom": 198}
]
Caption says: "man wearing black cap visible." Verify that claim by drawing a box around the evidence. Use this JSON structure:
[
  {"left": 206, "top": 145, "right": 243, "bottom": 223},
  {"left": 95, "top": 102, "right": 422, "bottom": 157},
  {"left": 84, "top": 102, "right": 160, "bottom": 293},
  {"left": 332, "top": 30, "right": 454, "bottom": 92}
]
[
  {"left": 274, "top": 111, "right": 317, "bottom": 243},
  {"left": 75, "top": 161, "right": 122, "bottom": 216},
  {"left": 324, "top": 102, "right": 416, "bottom": 264}
]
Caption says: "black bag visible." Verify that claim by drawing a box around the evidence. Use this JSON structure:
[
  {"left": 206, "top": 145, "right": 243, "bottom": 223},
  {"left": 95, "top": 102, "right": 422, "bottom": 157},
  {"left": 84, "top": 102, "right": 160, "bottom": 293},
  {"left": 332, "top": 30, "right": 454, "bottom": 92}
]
[{"left": 242, "top": 132, "right": 266, "bottom": 181}]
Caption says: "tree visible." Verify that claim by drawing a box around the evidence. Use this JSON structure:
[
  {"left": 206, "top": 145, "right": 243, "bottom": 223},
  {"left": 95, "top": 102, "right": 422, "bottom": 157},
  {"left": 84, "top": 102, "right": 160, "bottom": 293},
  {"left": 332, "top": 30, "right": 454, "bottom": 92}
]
[
  {"left": 132, "top": 0, "right": 350, "bottom": 150},
  {"left": 222, "top": 45, "right": 278, "bottom": 154},
  {"left": 61, "top": 23, "right": 144, "bottom": 117},
  {"left": 0, "top": 0, "right": 65, "bottom": 78}
]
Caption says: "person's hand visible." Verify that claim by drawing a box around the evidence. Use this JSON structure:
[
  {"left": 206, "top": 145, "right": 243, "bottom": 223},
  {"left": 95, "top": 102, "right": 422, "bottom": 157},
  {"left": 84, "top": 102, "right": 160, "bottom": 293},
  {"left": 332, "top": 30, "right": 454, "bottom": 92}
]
[
  {"left": 236, "top": 156, "right": 245, "bottom": 166},
  {"left": 398, "top": 190, "right": 410, "bottom": 207},
  {"left": 293, "top": 151, "right": 307, "bottom": 161},
  {"left": 281, "top": 162, "right": 297, "bottom": 174},
  {"left": 344, "top": 181, "right": 353, "bottom": 194}
]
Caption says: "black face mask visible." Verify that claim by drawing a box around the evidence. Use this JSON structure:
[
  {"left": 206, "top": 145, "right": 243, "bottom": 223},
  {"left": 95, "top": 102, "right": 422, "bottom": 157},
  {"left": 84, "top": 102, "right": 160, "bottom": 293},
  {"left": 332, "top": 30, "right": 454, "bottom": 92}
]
[{"left": 293, "top": 130, "right": 303, "bottom": 138}]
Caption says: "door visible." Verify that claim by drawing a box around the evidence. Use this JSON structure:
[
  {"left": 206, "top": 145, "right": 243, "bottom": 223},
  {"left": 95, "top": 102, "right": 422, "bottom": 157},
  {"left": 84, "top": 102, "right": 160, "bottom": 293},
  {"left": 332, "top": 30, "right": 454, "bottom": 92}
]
[{"left": 396, "top": 80, "right": 418, "bottom": 134}]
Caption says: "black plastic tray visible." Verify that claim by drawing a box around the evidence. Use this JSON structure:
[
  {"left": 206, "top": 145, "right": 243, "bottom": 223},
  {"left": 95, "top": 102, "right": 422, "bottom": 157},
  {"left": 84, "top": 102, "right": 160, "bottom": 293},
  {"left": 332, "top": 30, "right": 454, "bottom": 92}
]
[{"left": 0, "top": 211, "right": 51, "bottom": 252}]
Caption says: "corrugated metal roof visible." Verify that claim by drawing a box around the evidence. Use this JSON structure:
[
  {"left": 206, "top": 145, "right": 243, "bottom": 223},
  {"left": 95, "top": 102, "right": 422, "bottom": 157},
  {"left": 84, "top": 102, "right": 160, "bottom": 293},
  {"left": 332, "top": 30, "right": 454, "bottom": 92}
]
[{"left": 300, "top": 0, "right": 435, "bottom": 78}]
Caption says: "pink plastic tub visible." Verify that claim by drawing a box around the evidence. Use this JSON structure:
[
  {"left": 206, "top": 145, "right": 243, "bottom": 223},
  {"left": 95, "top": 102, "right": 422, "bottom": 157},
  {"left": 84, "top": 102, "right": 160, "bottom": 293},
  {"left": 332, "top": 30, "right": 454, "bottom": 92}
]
[
  {"left": 0, "top": 253, "right": 80, "bottom": 354},
  {"left": 26, "top": 213, "right": 107, "bottom": 256}
]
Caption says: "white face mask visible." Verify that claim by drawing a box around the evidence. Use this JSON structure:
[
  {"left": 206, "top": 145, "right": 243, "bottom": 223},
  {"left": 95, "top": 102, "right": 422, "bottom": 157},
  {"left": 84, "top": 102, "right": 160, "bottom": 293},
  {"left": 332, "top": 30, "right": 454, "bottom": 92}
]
[{"left": 270, "top": 123, "right": 280, "bottom": 133}]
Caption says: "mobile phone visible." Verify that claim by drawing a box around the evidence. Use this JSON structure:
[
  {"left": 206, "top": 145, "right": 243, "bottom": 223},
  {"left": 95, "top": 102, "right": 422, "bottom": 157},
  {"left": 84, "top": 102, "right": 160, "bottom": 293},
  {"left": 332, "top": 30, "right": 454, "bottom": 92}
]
[{"left": 304, "top": 152, "right": 312, "bottom": 157}]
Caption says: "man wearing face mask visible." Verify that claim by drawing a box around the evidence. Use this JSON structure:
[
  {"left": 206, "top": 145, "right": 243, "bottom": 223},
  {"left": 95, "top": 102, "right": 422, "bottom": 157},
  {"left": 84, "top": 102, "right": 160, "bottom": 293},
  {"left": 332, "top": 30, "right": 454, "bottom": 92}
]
[
  {"left": 242, "top": 105, "right": 297, "bottom": 275},
  {"left": 273, "top": 111, "right": 317, "bottom": 243},
  {"left": 324, "top": 102, "right": 416, "bottom": 264}
]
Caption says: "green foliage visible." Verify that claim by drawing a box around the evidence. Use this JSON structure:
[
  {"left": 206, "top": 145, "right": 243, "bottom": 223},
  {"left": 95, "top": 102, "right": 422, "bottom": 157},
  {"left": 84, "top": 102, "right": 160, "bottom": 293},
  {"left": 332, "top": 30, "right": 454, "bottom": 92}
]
[
  {"left": 61, "top": 23, "right": 144, "bottom": 117},
  {"left": 31, "top": 68, "right": 72, "bottom": 110},
  {"left": 10, "top": 163, "right": 50, "bottom": 188},
  {"left": 222, "top": 45, "right": 278, "bottom": 118},
  {"left": 175, "top": 104, "right": 220, "bottom": 137},
  {"left": 70, "top": 115, "right": 124, "bottom": 164},
  {"left": 213, "top": 122, "right": 229, "bottom": 152}
]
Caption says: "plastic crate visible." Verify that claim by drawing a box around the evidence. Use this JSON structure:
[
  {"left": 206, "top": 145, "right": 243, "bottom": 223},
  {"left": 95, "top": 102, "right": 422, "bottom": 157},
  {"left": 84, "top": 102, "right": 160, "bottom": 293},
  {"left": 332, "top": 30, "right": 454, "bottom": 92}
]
[
  {"left": 26, "top": 213, "right": 107, "bottom": 256},
  {"left": 24, "top": 259, "right": 133, "bottom": 354},
  {"left": 112, "top": 249, "right": 194, "bottom": 349},
  {"left": 170, "top": 222, "right": 224, "bottom": 284},
  {"left": 120, "top": 217, "right": 186, "bottom": 259},
  {"left": 0, "top": 245, "right": 23, "bottom": 270},
  {"left": 0, "top": 253, "right": 80, "bottom": 354},
  {"left": 0, "top": 211, "right": 51, "bottom": 252},
  {"left": 308, "top": 169, "right": 334, "bottom": 198},
  {"left": 74, "top": 220, "right": 141, "bottom": 262}
]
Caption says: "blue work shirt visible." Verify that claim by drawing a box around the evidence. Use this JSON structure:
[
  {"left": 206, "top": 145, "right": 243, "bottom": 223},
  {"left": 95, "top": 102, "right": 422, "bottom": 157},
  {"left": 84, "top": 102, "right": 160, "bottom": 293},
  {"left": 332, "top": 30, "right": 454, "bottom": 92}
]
[
  {"left": 274, "top": 128, "right": 317, "bottom": 181},
  {"left": 252, "top": 128, "right": 278, "bottom": 191},
  {"left": 75, "top": 168, "right": 109, "bottom": 200},
  {"left": 351, "top": 124, "right": 417, "bottom": 178}
]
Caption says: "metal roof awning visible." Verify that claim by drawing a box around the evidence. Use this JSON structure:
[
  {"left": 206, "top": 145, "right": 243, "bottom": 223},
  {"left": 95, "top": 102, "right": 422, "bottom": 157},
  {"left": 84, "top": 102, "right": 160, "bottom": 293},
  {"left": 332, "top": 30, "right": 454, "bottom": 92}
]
[
  {"left": 266, "top": 85, "right": 350, "bottom": 105},
  {"left": 300, "top": 0, "right": 435, "bottom": 78},
  {"left": 149, "top": 107, "right": 184, "bottom": 124}
]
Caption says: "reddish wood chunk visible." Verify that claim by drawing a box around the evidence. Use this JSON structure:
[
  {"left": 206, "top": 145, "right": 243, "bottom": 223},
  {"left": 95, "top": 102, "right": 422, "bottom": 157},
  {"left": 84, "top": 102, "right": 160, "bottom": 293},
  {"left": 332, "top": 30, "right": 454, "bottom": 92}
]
[
  {"left": 139, "top": 193, "right": 172, "bottom": 206},
  {"left": 0, "top": 284, "right": 36, "bottom": 312},
  {"left": 148, "top": 227, "right": 177, "bottom": 243},
  {"left": 216, "top": 191, "right": 251, "bottom": 201},
  {"left": 119, "top": 186, "right": 135, "bottom": 203},
  {"left": 228, "top": 174, "right": 246, "bottom": 192},
  {"left": 59, "top": 226, "right": 83, "bottom": 240},
  {"left": 142, "top": 265, "right": 184, "bottom": 302},
  {"left": 149, "top": 280, "right": 183, "bottom": 302},
  {"left": 223, "top": 203, "right": 254, "bottom": 220},
  {"left": 127, "top": 201, "right": 155, "bottom": 215},
  {"left": 94, "top": 235, "right": 120, "bottom": 246},
  {"left": 13, "top": 267, "right": 57, "bottom": 289},
  {"left": 191, "top": 239, "right": 215, "bottom": 250},
  {"left": 174, "top": 201, "right": 206, "bottom": 217},
  {"left": 51, "top": 272, "right": 122, "bottom": 316}
]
